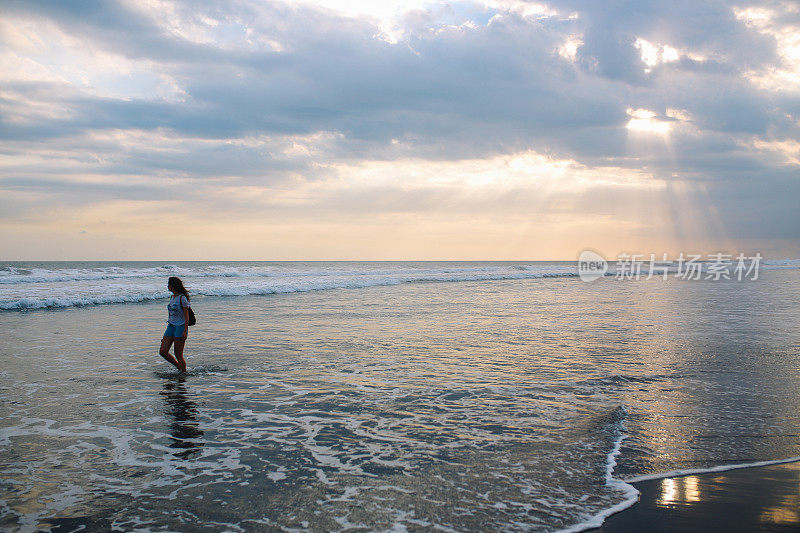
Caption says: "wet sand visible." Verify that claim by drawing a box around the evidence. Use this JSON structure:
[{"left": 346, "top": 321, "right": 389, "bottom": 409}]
[{"left": 593, "top": 461, "right": 800, "bottom": 532}]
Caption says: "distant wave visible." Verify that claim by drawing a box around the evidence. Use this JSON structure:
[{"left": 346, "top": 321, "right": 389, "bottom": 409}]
[
  {"left": 0, "top": 267, "right": 580, "bottom": 310},
  {"left": 1, "top": 258, "right": 797, "bottom": 285},
  {"left": 762, "top": 258, "right": 800, "bottom": 269},
  {"left": 3, "top": 258, "right": 798, "bottom": 311},
  {"left": 0, "top": 264, "right": 273, "bottom": 284},
  {"left": 4, "top": 293, "right": 167, "bottom": 310},
  {"left": 0, "top": 264, "right": 566, "bottom": 285}
]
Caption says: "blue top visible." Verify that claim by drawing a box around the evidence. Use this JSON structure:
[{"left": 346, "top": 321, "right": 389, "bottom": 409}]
[{"left": 167, "top": 294, "right": 190, "bottom": 325}]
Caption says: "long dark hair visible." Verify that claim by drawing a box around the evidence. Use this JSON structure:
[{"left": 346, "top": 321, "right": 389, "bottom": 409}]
[{"left": 168, "top": 276, "right": 190, "bottom": 301}]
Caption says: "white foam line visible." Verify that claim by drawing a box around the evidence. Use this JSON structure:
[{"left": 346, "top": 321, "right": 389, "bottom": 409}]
[
  {"left": 556, "top": 429, "right": 640, "bottom": 533},
  {"left": 560, "top": 436, "right": 800, "bottom": 532},
  {"left": 623, "top": 455, "right": 800, "bottom": 483}
]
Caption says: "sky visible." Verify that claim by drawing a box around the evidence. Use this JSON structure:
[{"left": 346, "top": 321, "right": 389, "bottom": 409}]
[{"left": 1, "top": 0, "right": 798, "bottom": 260}]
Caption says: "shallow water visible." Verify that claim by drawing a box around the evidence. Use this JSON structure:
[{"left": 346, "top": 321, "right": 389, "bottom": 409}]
[{"left": 1, "top": 262, "right": 799, "bottom": 531}]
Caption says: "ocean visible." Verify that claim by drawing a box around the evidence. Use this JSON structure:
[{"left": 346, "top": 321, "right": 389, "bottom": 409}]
[{"left": 1, "top": 261, "right": 799, "bottom": 531}]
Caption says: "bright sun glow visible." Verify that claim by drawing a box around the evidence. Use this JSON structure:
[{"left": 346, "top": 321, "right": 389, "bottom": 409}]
[
  {"left": 634, "top": 38, "right": 683, "bottom": 72},
  {"left": 626, "top": 108, "right": 672, "bottom": 135},
  {"left": 734, "top": 5, "right": 800, "bottom": 91}
]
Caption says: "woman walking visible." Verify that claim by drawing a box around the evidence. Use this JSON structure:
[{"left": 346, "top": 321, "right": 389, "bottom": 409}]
[{"left": 159, "top": 276, "right": 191, "bottom": 372}]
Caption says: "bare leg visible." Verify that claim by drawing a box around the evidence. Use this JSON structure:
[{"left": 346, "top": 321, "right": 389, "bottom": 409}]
[
  {"left": 159, "top": 337, "right": 181, "bottom": 370},
  {"left": 173, "top": 337, "right": 187, "bottom": 373}
]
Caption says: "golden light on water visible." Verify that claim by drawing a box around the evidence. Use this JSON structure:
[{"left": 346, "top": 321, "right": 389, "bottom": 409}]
[
  {"left": 650, "top": 463, "right": 800, "bottom": 529},
  {"left": 659, "top": 478, "right": 677, "bottom": 505},
  {"left": 657, "top": 475, "right": 701, "bottom": 506},
  {"left": 684, "top": 476, "right": 700, "bottom": 502},
  {"left": 759, "top": 466, "right": 800, "bottom": 526}
]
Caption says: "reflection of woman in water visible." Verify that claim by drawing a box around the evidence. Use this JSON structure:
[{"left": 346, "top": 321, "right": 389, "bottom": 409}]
[
  {"left": 159, "top": 276, "right": 191, "bottom": 372},
  {"left": 161, "top": 375, "right": 204, "bottom": 459}
]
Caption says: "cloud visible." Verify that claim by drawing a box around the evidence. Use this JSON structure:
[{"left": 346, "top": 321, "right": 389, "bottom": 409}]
[{"left": 0, "top": 0, "right": 798, "bottom": 258}]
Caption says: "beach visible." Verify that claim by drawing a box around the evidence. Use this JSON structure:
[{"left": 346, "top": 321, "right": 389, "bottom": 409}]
[
  {"left": 1, "top": 261, "right": 799, "bottom": 531},
  {"left": 5, "top": 0, "right": 799, "bottom": 529},
  {"left": 594, "top": 460, "right": 800, "bottom": 532}
]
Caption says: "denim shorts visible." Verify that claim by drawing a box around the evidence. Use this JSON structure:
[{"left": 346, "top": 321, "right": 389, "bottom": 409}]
[{"left": 164, "top": 323, "right": 186, "bottom": 338}]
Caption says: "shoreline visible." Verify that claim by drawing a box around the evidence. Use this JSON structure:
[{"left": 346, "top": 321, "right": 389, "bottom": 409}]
[{"left": 587, "top": 459, "right": 800, "bottom": 532}]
